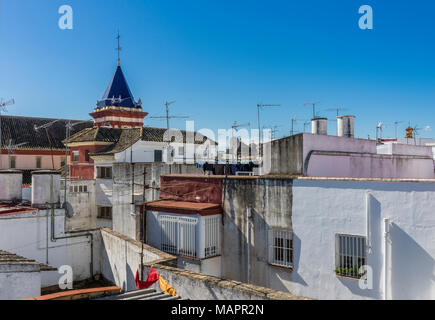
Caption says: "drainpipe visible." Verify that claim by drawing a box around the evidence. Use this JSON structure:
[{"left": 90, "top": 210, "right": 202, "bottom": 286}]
[
  {"left": 50, "top": 203, "right": 94, "bottom": 279},
  {"left": 383, "top": 218, "right": 391, "bottom": 300},
  {"left": 48, "top": 175, "right": 94, "bottom": 279},
  {"left": 366, "top": 192, "right": 372, "bottom": 254},
  {"left": 246, "top": 207, "right": 251, "bottom": 284}
]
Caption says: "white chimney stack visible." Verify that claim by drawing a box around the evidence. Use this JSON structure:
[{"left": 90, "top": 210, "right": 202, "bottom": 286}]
[
  {"left": 31, "top": 170, "right": 61, "bottom": 209},
  {"left": 0, "top": 170, "right": 23, "bottom": 203},
  {"left": 311, "top": 118, "right": 328, "bottom": 135},
  {"left": 337, "top": 115, "right": 355, "bottom": 138}
]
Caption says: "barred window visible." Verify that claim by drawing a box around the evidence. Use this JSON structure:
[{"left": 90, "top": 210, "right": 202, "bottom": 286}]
[
  {"left": 335, "top": 234, "right": 366, "bottom": 279},
  {"left": 159, "top": 215, "right": 197, "bottom": 258},
  {"left": 70, "top": 185, "right": 88, "bottom": 193},
  {"left": 98, "top": 207, "right": 112, "bottom": 219},
  {"left": 97, "top": 167, "right": 112, "bottom": 179},
  {"left": 203, "top": 215, "right": 221, "bottom": 258},
  {"left": 268, "top": 229, "right": 293, "bottom": 268}
]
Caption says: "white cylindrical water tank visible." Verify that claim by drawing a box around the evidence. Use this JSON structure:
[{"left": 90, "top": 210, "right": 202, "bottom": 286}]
[
  {"left": 31, "top": 170, "right": 61, "bottom": 208},
  {"left": 0, "top": 170, "right": 23, "bottom": 203},
  {"left": 311, "top": 118, "right": 328, "bottom": 135},
  {"left": 337, "top": 115, "right": 355, "bottom": 138}
]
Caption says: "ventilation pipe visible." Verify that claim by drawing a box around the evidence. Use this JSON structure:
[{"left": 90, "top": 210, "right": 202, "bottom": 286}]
[
  {"left": 311, "top": 118, "right": 328, "bottom": 135},
  {"left": 0, "top": 170, "right": 23, "bottom": 203},
  {"left": 337, "top": 115, "right": 355, "bottom": 138}
]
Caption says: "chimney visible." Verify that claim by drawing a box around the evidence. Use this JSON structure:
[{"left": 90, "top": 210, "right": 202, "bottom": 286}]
[
  {"left": 31, "top": 170, "right": 61, "bottom": 209},
  {"left": 0, "top": 170, "right": 23, "bottom": 203},
  {"left": 337, "top": 115, "right": 355, "bottom": 138},
  {"left": 311, "top": 118, "right": 328, "bottom": 135}
]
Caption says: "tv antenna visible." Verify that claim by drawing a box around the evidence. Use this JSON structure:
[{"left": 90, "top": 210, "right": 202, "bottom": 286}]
[
  {"left": 304, "top": 101, "right": 320, "bottom": 118},
  {"left": 393, "top": 121, "right": 404, "bottom": 140},
  {"left": 325, "top": 107, "right": 349, "bottom": 118},
  {"left": 5, "top": 139, "right": 28, "bottom": 169},
  {"left": 290, "top": 116, "right": 307, "bottom": 135},
  {"left": 150, "top": 101, "right": 189, "bottom": 130},
  {"left": 0, "top": 98, "right": 15, "bottom": 169},
  {"left": 34, "top": 119, "right": 61, "bottom": 170},
  {"left": 257, "top": 103, "right": 280, "bottom": 156}
]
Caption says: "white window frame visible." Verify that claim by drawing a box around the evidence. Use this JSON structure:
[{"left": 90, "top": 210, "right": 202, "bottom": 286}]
[
  {"left": 268, "top": 228, "right": 293, "bottom": 268},
  {"left": 335, "top": 234, "right": 367, "bottom": 279},
  {"left": 178, "top": 146, "right": 185, "bottom": 156}
]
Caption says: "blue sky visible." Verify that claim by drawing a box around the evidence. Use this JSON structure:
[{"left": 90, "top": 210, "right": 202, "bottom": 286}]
[{"left": 0, "top": 0, "right": 434, "bottom": 140}]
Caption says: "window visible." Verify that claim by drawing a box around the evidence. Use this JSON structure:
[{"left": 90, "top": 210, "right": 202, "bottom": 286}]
[
  {"left": 72, "top": 150, "right": 79, "bottom": 162},
  {"left": 268, "top": 228, "right": 293, "bottom": 268},
  {"left": 98, "top": 207, "right": 112, "bottom": 219},
  {"left": 70, "top": 185, "right": 88, "bottom": 193},
  {"left": 335, "top": 234, "right": 366, "bottom": 279},
  {"left": 97, "top": 167, "right": 112, "bottom": 179},
  {"left": 154, "top": 150, "right": 163, "bottom": 162},
  {"left": 10, "top": 156, "right": 16, "bottom": 169},
  {"left": 84, "top": 150, "right": 90, "bottom": 162},
  {"left": 159, "top": 215, "right": 197, "bottom": 258},
  {"left": 36, "top": 156, "right": 42, "bottom": 169},
  {"left": 178, "top": 146, "right": 185, "bottom": 156},
  {"left": 204, "top": 215, "right": 221, "bottom": 258}
]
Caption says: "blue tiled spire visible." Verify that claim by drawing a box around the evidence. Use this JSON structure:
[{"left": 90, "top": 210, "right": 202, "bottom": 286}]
[{"left": 96, "top": 65, "right": 141, "bottom": 109}]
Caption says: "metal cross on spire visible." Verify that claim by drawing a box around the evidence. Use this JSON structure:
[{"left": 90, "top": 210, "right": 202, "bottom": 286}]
[{"left": 116, "top": 31, "right": 122, "bottom": 66}]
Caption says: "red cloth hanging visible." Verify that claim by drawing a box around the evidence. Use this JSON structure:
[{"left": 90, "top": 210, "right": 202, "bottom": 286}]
[{"left": 135, "top": 267, "right": 160, "bottom": 289}]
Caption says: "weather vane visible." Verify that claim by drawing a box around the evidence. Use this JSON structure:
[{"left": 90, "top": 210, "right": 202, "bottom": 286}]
[{"left": 116, "top": 31, "right": 122, "bottom": 66}]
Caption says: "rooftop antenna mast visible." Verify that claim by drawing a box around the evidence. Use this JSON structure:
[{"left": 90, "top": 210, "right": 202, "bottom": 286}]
[
  {"left": 231, "top": 121, "right": 251, "bottom": 162},
  {"left": 150, "top": 101, "right": 189, "bottom": 130},
  {"left": 412, "top": 125, "right": 421, "bottom": 145},
  {"left": 290, "top": 116, "right": 306, "bottom": 136},
  {"left": 5, "top": 140, "right": 28, "bottom": 169},
  {"left": 257, "top": 103, "right": 280, "bottom": 157},
  {"left": 64, "top": 119, "right": 92, "bottom": 207},
  {"left": 304, "top": 101, "right": 320, "bottom": 119},
  {"left": 325, "top": 107, "right": 349, "bottom": 118},
  {"left": 0, "top": 98, "right": 15, "bottom": 169},
  {"left": 34, "top": 119, "right": 61, "bottom": 170},
  {"left": 394, "top": 121, "right": 404, "bottom": 140}
]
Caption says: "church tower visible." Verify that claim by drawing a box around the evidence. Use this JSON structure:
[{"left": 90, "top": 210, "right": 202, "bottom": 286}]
[{"left": 90, "top": 33, "right": 148, "bottom": 128}]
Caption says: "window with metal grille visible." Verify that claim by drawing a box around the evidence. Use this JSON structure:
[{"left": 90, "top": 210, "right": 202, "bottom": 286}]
[
  {"left": 70, "top": 185, "right": 88, "bottom": 193},
  {"left": 203, "top": 215, "right": 221, "bottom": 258},
  {"left": 97, "top": 167, "right": 112, "bottom": 179},
  {"left": 335, "top": 234, "right": 367, "bottom": 279},
  {"left": 159, "top": 215, "right": 197, "bottom": 258},
  {"left": 98, "top": 207, "right": 112, "bottom": 219},
  {"left": 268, "top": 229, "right": 293, "bottom": 268}
]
